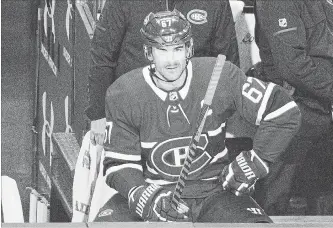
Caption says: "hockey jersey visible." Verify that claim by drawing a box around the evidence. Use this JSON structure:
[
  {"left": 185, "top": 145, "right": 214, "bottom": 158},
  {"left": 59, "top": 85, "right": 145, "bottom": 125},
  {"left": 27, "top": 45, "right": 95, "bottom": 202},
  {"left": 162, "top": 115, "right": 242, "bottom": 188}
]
[{"left": 103, "top": 57, "right": 300, "bottom": 198}]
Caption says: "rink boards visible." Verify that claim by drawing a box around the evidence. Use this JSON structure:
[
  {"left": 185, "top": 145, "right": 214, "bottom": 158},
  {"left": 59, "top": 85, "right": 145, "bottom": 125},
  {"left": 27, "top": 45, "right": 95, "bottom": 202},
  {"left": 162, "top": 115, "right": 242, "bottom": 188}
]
[{"left": 2, "top": 216, "right": 333, "bottom": 228}]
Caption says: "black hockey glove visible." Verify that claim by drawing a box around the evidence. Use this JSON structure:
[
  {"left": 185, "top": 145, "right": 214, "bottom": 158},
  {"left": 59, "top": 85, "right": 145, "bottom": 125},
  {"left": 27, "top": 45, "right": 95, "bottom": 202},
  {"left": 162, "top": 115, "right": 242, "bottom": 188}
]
[
  {"left": 128, "top": 184, "right": 189, "bottom": 222},
  {"left": 245, "top": 62, "right": 267, "bottom": 82},
  {"left": 220, "top": 150, "right": 269, "bottom": 196}
]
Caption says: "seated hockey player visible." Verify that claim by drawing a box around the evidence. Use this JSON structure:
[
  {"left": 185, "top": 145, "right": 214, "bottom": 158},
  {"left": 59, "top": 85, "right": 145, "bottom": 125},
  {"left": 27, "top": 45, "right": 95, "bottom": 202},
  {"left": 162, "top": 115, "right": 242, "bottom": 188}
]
[{"left": 94, "top": 9, "right": 301, "bottom": 223}]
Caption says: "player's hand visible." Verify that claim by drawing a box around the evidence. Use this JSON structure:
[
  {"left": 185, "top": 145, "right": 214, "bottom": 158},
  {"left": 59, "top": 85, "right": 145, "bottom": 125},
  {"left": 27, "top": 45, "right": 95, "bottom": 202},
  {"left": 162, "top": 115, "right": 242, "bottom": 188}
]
[
  {"left": 90, "top": 118, "right": 106, "bottom": 145},
  {"left": 128, "top": 184, "right": 189, "bottom": 222},
  {"left": 220, "top": 150, "right": 269, "bottom": 196}
]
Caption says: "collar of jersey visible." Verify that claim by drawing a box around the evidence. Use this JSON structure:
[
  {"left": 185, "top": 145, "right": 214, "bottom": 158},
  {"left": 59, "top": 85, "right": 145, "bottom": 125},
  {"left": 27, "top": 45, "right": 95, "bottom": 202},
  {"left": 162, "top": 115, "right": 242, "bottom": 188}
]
[{"left": 142, "top": 60, "right": 193, "bottom": 101}]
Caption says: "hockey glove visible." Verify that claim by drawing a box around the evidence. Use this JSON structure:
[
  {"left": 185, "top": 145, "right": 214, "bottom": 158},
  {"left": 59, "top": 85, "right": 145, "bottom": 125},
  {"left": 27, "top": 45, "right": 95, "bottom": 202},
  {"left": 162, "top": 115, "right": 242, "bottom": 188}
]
[
  {"left": 220, "top": 150, "right": 269, "bottom": 196},
  {"left": 245, "top": 62, "right": 267, "bottom": 82},
  {"left": 128, "top": 184, "right": 189, "bottom": 222}
]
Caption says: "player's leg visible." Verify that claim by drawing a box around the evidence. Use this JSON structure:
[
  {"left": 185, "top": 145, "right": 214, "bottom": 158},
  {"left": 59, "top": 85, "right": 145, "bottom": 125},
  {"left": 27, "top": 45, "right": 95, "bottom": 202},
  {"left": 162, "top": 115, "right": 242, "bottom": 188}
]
[
  {"left": 254, "top": 159, "right": 298, "bottom": 215},
  {"left": 93, "top": 193, "right": 140, "bottom": 222},
  {"left": 196, "top": 190, "right": 272, "bottom": 223},
  {"left": 254, "top": 106, "right": 332, "bottom": 215},
  {"left": 295, "top": 124, "right": 333, "bottom": 214}
]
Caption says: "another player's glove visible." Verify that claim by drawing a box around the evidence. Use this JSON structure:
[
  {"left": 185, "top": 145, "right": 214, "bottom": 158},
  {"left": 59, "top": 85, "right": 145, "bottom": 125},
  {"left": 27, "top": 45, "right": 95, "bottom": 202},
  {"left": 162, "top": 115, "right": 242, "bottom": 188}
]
[
  {"left": 220, "top": 150, "right": 269, "bottom": 196},
  {"left": 128, "top": 184, "right": 189, "bottom": 222}
]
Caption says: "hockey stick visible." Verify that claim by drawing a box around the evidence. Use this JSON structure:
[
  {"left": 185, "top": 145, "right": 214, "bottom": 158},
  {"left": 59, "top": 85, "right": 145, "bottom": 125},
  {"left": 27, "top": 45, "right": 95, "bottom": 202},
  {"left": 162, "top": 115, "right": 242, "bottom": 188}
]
[{"left": 172, "top": 54, "right": 226, "bottom": 209}]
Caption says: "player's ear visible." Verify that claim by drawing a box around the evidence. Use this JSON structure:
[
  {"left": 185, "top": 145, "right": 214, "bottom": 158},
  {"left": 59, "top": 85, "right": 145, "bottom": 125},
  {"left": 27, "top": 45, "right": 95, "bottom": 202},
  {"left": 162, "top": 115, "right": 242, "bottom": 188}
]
[{"left": 143, "top": 45, "right": 154, "bottom": 61}]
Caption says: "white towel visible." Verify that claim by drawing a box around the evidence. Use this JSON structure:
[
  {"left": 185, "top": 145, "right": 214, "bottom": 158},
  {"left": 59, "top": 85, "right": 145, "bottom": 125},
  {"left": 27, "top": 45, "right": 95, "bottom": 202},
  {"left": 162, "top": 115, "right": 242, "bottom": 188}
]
[{"left": 71, "top": 131, "right": 117, "bottom": 222}]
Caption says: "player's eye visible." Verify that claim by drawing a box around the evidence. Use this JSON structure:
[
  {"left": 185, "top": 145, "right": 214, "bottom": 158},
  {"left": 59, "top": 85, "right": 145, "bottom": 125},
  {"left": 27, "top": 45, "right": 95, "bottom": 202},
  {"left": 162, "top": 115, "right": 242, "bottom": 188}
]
[
  {"left": 156, "top": 47, "right": 167, "bottom": 51},
  {"left": 175, "top": 46, "right": 184, "bottom": 51}
]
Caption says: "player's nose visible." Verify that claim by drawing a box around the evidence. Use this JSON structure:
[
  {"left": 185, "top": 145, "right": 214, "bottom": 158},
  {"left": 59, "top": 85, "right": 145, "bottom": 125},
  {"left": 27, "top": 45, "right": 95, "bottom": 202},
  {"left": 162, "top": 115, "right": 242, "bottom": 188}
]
[{"left": 164, "top": 50, "right": 177, "bottom": 62}]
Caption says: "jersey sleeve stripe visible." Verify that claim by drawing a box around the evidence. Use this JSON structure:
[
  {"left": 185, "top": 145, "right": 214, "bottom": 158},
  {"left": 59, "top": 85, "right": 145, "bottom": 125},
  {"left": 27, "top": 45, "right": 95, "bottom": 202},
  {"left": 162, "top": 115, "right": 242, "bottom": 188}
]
[
  {"left": 105, "top": 163, "right": 143, "bottom": 176},
  {"left": 250, "top": 149, "right": 269, "bottom": 173},
  {"left": 141, "top": 141, "right": 157, "bottom": 148},
  {"left": 207, "top": 122, "right": 226, "bottom": 136},
  {"left": 145, "top": 178, "right": 176, "bottom": 185},
  {"left": 104, "top": 151, "right": 141, "bottom": 161},
  {"left": 256, "top": 83, "right": 276, "bottom": 125},
  {"left": 145, "top": 177, "right": 219, "bottom": 186},
  {"left": 202, "top": 176, "right": 218, "bottom": 181},
  {"left": 263, "top": 101, "right": 298, "bottom": 121}
]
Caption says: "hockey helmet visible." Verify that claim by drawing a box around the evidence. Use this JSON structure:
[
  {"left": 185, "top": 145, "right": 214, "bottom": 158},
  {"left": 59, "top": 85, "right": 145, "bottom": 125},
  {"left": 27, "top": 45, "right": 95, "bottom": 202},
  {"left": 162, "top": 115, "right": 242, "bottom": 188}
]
[{"left": 140, "top": 9, "right": 194, "bottom": 60}]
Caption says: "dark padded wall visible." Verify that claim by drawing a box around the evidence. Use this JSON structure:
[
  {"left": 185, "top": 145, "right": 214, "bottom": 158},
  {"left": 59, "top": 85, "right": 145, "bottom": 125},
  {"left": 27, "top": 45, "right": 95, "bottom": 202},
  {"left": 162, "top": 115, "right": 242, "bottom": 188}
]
[{"left": 1, "top": 0, "right": 37, "bottom": 221}]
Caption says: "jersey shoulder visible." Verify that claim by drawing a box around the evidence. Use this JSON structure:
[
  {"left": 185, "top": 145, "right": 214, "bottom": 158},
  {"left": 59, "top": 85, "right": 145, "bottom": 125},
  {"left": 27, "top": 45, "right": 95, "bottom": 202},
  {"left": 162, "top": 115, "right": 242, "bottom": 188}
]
[
  {"left": 105, "top": 67, "right": 150, "bottom": 124},
  {"left": 106, "top": 66, "right": 147, "bottom": 100},
  {"left": 189, "top": 57, "right": 237, "bottom": 104},
  {"left": 190, "top": 56, "right": 238, "bottom": 82},
  {"left": 191, "top": 57, "right": 216, "bottom": 70}
]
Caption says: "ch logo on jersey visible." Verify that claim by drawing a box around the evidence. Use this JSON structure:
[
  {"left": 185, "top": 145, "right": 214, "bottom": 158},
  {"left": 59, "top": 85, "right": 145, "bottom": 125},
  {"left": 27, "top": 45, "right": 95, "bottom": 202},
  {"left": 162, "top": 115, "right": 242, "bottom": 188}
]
[
  {"left": 151, "top": 135, "right": 211, "bottom": 178},
  {"left": 187, "top": 9, "right": 207, "bottom": 25}
]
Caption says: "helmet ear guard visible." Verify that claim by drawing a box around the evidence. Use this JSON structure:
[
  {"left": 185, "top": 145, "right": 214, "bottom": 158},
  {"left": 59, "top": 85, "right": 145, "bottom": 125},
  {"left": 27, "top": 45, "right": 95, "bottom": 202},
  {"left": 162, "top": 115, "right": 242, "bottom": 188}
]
[
  {"left": 186, "top": 38, "right": 194, "bottom": 59},
  {"left": 143, "top": 44, "right": 153, "bottom": 61}
]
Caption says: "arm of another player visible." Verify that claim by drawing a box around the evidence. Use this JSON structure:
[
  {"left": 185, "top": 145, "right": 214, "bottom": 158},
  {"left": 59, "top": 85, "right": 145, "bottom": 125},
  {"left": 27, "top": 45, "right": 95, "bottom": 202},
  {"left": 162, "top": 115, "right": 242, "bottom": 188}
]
[
  {"left": 220, "top": 63, "right": 301, "bottom": 195},
  {"left": 212, "top": 0, "right": 240, "bottom": 67},
  {"left": 103, "top": 86, "right": 189, "bottom": 222},
  {"left": 85, "top": 0, "right": 127, "bottom": 122}
]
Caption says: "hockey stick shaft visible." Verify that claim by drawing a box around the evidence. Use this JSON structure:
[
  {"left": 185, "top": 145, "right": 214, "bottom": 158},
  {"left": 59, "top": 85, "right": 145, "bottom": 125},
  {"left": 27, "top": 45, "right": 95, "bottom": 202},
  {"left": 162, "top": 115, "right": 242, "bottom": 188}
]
[{"left": 172, "top": 55, "right": 226, "bottom": 208}]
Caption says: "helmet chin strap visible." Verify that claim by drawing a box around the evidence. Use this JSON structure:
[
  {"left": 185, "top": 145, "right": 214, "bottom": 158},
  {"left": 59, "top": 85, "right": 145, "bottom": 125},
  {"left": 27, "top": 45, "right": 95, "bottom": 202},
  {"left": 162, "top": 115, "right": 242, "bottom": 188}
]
[{"left": 151, "top": 70, "right": 178, "bottom": 83}]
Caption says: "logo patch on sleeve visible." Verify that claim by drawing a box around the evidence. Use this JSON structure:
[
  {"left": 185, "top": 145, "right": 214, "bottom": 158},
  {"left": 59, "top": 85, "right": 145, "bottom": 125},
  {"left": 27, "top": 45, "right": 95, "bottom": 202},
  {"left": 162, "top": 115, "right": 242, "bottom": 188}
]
[
  {"left": 187, "top": 9, "right": 207, "bottom": 24},
  {"left": 98, "top": 209, "right": 113, "bottom": 217}
]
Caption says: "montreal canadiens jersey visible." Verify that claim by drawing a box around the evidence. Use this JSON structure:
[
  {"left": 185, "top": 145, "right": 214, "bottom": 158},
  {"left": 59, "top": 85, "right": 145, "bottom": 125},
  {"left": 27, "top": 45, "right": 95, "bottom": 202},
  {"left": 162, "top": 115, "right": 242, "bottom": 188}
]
[{"left": 103, "top": 57, "right": 300, "bottom": 198}]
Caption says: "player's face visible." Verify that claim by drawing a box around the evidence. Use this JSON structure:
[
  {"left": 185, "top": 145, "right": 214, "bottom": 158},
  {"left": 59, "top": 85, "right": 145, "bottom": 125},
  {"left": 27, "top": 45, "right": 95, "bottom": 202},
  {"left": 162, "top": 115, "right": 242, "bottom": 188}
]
[{"left": 152, "top": 43, "right": 187, "bottom": 81}]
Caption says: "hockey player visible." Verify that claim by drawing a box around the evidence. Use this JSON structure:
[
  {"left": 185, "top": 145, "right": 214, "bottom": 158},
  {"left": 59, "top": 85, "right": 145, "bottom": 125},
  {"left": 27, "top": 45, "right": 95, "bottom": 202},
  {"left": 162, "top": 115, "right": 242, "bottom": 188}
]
[
  {"left": 95, "top": 9, "right": 301, "bottom": 222},
  {"left": 75, "top": 1, "right": 241, "bottom": 221},
  {"left": 86, "top": 0, "right": 239, "bottom": 146}
]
